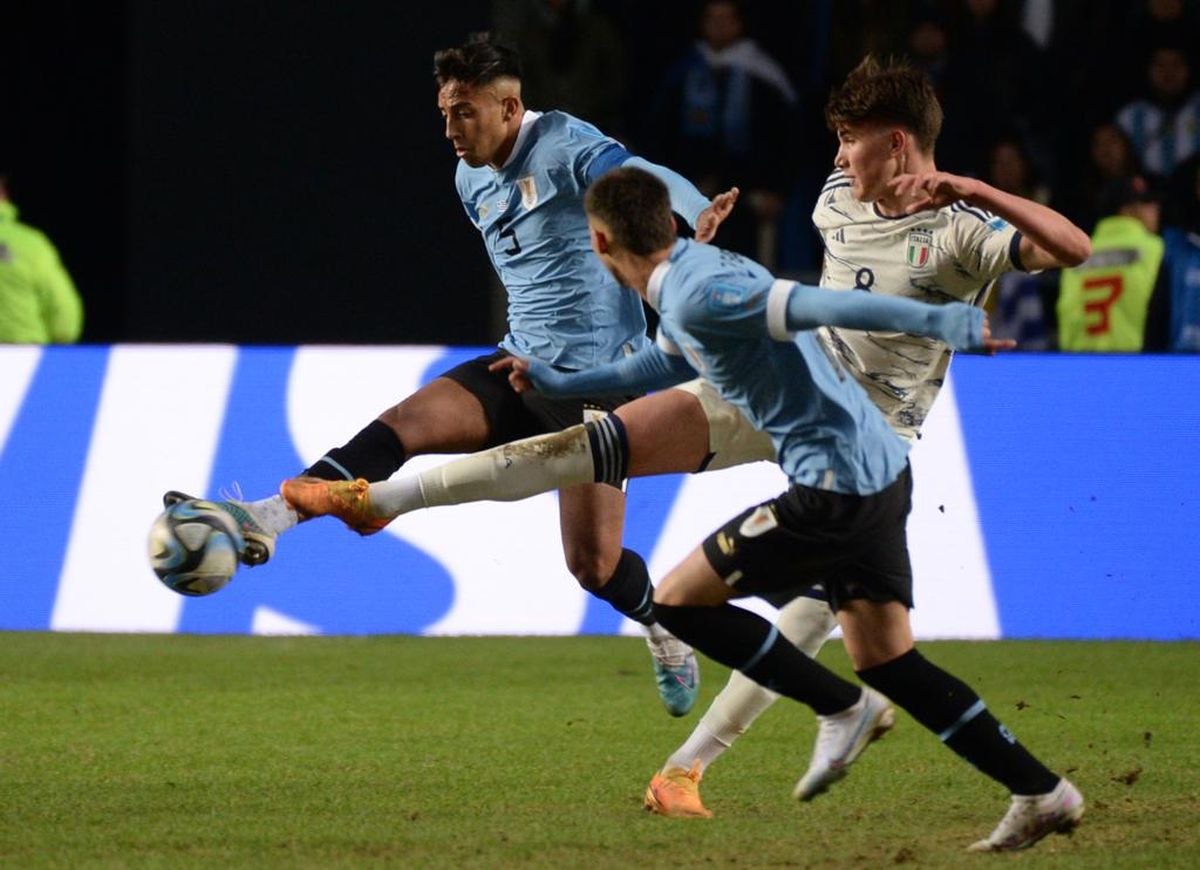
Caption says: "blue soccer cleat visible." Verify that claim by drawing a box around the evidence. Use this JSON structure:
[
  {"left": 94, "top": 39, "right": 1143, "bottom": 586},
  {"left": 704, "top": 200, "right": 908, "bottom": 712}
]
[{"left": 645, "top": 625, "right": 700, "bottom": 716}]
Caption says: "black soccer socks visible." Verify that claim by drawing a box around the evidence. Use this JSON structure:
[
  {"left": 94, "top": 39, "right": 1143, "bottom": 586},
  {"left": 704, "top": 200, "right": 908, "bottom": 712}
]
[
  {"left": 654, "top": 602, "right": 861, "bottom": 715},
  {"left": 305, "top": 420, "right": 408, "bottom": 482},
  {"left": 858, "top": 648, "right": 1060, "bottom": 795},
  {"left": 592, "top": 549, "right": 655, "bottom": 624}
]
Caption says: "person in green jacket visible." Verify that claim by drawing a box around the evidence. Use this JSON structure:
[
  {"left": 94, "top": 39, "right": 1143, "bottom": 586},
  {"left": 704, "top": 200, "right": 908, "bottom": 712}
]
[
  {"left": 1057, "top": 176, "right": 1164, "bottom": 351},
  {"left": 0, "top": 173, "right": 83, "bottom": 344}
]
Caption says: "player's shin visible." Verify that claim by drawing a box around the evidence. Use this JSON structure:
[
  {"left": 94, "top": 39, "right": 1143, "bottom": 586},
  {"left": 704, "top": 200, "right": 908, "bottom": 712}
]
[
  {"left": 305, "top": 420, "right": 407, "bottom": 482},
  {"left": 857, "top": 648, "right": 1060, "bottom": 795},
  {"left": 369, "top": 419, "right": 627, "bottom": 519},
  {"left": 654, "top": 602, "right": 861, "bottom": 715}
]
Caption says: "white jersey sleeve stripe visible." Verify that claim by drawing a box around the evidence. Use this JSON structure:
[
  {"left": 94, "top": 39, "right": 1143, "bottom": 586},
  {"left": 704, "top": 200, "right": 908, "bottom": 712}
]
[{"left": 767, "top": 279, "right": 797, "bottom": 340}]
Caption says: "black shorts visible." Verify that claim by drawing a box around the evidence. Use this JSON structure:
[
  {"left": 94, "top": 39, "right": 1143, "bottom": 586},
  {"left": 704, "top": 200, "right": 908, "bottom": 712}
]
[
  {"left": 701, "top": 465, "right": 914, "bottom": 612},
  {"left": 439, "top": 349, "right": 639, "bottom": 448}
]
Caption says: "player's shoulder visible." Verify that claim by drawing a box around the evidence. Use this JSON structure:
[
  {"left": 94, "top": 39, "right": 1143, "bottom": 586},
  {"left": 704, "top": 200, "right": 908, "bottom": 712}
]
[
  {"left": 533, "top": 110, "right": 607, "bottom": 142},
  {"left": 811, "top": 169, "right": 865, "bottom": 227},
  {"left": 946, "top": 200, "right": 1011, "bottom": 234},
  {"left": 672, "top": 241, "right": 769, "bottom": 302}
]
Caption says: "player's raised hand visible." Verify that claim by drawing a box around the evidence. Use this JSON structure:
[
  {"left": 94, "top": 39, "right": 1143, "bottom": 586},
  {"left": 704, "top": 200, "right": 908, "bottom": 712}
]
[
  {"left": 694, "top": 187, "right": 740, "bottom": 243},
  {"left": 889, "top": 172, "right": 980, "bottom": 214}
]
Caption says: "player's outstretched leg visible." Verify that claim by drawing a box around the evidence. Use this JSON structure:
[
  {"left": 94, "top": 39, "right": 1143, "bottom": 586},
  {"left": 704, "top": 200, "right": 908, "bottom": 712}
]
[
  {"left": 856, "top": 646, "right": 1083, "bottom": 851},
  {"left": 161, "top": 490, "right": 285, "bottom": 567},
  {"left": 646, "top": 594, "right": 841, "bottom": 817},
  {"left": 968, "top": 778, "right": 1084, "bottom": 852}
]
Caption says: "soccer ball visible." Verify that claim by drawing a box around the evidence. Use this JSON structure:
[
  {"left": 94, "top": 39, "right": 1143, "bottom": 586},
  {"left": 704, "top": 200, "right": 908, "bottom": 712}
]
[{"left": 147, "top": 500, "right": 244, "bottom": 596}]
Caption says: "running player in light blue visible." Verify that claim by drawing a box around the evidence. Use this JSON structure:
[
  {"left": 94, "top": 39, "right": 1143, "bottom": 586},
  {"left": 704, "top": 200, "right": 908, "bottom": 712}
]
[
  {"left": 494, "top": 165, "right": 1084, "bottom": 853},
  {"left": 174, "top": 33, "right": 737, "bottom": 717}
]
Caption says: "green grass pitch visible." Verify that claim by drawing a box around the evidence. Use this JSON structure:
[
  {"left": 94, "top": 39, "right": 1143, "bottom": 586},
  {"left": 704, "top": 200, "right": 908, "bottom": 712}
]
[{"left": 2, "top": 633, "right": 1197, "bottom": 867}]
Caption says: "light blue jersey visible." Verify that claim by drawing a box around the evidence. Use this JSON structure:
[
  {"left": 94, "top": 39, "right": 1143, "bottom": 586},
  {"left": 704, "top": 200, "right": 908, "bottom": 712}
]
[
  {"left": 456, "top": 111, "right": 651, "bottom": 370},
  {"left": 648, "top": 239, "right": 910, "bottom": 495}
]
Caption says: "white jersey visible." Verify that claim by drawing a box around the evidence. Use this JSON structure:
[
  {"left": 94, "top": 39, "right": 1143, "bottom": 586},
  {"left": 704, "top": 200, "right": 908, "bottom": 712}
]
[{"left": 813, "top": 169, "right": 1024, "bottom": 440}]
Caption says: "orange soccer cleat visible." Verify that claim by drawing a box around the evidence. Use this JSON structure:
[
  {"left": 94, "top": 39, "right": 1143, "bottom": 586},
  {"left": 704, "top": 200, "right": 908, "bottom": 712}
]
[
  {"left": 279, "top": 477, "right": 391, "bottom": 536},
  {"left": 643, "top": 761, "right": 714, "bottom": 819}
]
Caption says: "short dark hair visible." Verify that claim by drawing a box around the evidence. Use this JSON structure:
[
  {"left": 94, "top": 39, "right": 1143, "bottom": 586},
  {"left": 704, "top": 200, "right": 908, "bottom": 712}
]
[
  {"left": 825, "top": 55, "right": 943, "bottom": 153},
  {"left": 433, "top": 32, "right": 522, "bottom": 88},
  {"left": 584, "top": 167, "right": 676, "bottom": 256}
]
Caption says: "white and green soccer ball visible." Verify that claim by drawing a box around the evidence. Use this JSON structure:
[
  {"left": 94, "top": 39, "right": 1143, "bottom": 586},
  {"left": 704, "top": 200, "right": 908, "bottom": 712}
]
[{"left": 147, "top": 500, "right": 243, "bottom": 596}]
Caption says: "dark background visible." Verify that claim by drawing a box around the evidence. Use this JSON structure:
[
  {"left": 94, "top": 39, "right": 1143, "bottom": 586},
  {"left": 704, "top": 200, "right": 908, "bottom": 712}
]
[
  {"left": 7, "top": 1, "right": 836, "bottom": 345},
  {"left": 14, "top": 1, "right": 499, "bottom": 345},
  {"left": 10, "top": 1, "right": 1199, "bottom": 345}
]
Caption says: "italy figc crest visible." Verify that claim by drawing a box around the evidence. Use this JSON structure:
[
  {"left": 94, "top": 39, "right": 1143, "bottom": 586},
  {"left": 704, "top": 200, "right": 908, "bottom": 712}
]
[{"left": 906, "top": 228, "right": 933, "bottom": 269}]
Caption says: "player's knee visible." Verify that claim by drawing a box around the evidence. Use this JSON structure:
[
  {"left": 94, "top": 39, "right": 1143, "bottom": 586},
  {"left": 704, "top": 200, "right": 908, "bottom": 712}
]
[
  {"left": 565, "top": 548, "right": 618, "bottom": 592},
  {"left": 377, "top": 402, "right": 420, "bottom": 444},
  {"left": 652, "top": 574, "right": 689, "bottom": 606}
]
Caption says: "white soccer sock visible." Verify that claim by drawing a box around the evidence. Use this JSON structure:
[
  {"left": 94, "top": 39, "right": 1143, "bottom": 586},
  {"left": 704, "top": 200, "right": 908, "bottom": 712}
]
[
  {"left": 370, "top": 425, "right": 597, "bottom": 519},
  {"left": 245, "top": 494, "right": 300, "bottom": 535},
  {"left": 664, "top": 595, "right": 838, "bottom": 773},
  {"left": 368, "top": 473, "right": 425, "bottom": 518},
  {"left": 666, "top": 722, "right": 733, "bottom": 773}
]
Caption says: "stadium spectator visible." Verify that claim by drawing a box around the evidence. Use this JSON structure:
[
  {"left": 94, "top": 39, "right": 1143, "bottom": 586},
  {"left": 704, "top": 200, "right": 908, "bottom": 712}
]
[
  {"left": 1159, "top": 153, "right": 1200, "bottom": 350},
  {"left": 939, "top": 0, "right": 1048, "bottom": 177},
  {"left": 1057, "top": 121, "right": 1145, "bottom": 234},
  {"left": 1115, "top": 42, "right": 1200, "bottom": 178},
  {"left": 1058, "top": 175, "right": 1167, "bottom": 351},
  {"left": 643, "top": 0, "right": 798, "bottom": 266},
  {"left": 492, "top": 0, "right": 628, "bottom": 137},
  {"left": 981, "top": 134, "right": 1055, "bottom": 349},
  {"left": 1125, "top": 0, "right": 1200, "bottom": 74},
  {"left": 0, "top": 172, "right": 83, "bottom": 344}
]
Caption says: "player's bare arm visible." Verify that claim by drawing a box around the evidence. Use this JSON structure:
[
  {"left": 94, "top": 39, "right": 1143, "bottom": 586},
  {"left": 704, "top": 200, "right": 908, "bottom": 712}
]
[
  {"left": 888, "top": 171, "right": 1091, "bottom": 270},
  {"left": 694, "top": 187, "right": 740, "bottom": 243}
]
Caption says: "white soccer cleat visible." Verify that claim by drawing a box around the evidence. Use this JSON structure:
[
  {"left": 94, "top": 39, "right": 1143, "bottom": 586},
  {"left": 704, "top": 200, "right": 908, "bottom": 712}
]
[
  {"left": 793, "top": 687, "right": 893, "bottom": 801},
  {"left": 967, "top": 777, "right": 1084, "bottom": 852},
  {"left": 162, "top": 490, "right": 275, "bottom": 567}
]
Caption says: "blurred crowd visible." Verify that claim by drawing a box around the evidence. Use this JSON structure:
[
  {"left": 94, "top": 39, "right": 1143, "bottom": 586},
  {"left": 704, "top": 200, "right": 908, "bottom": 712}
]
[{"left": 494, "top": 0, "right": 1200, "bottom": 352}]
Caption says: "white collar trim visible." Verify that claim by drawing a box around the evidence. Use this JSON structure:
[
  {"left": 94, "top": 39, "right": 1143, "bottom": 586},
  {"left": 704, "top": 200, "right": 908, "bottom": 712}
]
[
  {"left": 647, "top": 260, "right": 672, "bottom": 311},
  {"left": 500, "top": 110, "right": 542, "bottom": 171}
]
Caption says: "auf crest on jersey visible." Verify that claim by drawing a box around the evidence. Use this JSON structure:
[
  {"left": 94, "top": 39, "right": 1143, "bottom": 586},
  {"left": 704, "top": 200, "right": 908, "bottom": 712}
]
[{"left": 517, "top": 175, "right": 539, "bottom": 210}]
